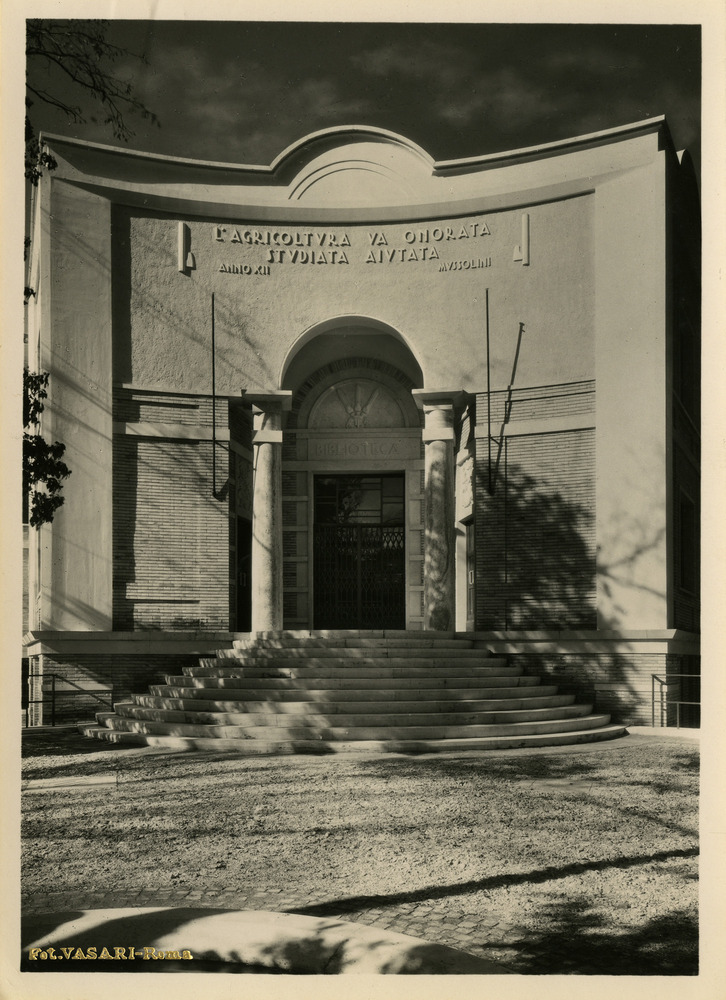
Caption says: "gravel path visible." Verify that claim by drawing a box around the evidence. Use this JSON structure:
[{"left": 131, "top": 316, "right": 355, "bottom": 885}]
[{"left": 21, "top": 730, "right": 699, "bottom": 975}]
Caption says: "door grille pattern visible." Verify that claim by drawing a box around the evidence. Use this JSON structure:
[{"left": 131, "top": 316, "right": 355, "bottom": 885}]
[{"left": 314, "top": 524, "right": 405, "bottom": 629}]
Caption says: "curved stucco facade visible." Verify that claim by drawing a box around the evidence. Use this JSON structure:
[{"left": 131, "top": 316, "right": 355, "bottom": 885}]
[
  {"left": 117, "top": 195, "right": 593, "bottom": 395},
  {"left": 24, "top": 119, "right": 700, "bottom": 726}
]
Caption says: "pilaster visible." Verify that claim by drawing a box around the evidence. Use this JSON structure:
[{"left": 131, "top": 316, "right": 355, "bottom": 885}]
[
  {"left": 248, "top": 391, "right": 292, "bottom": 630},
  {"left": 413, "top": 390, "right": 465, "bottom": 630}
]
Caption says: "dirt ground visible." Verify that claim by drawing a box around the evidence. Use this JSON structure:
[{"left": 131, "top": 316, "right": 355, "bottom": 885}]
[{"left": 21, "top": 729, "right": 699, "bottom": 974}]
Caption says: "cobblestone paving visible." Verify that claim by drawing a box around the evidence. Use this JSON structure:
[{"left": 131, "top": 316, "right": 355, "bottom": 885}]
[
  {"left": 23, "top": 881, "right": 695, "bottom": 975},
  {"left": 22, "top": 887, "right": 538, "bottom": 971}
]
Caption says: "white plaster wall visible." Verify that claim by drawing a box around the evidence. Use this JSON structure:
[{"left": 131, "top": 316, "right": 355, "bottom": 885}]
[
  {"left": 34, "top": 126, "right": 678, "bottom": 636},
  {"left": 40, "top": 182, "right": 113, "bottom": 629},
  {"left": 594, "top": 158, "right": 669, "bottom": 630},
  {"left": 120, "top": 197, "right": 594, "bottom": 396}
]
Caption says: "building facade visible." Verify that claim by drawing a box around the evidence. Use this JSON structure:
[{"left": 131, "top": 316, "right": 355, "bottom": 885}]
[{"left": 24, "top": 118, "right": 700, "bottom": 726}]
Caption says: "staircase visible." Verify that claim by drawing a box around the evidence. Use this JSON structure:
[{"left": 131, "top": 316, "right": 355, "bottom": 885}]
[{"left": 79, "top": 631, "right": 627, "bottom": 753}]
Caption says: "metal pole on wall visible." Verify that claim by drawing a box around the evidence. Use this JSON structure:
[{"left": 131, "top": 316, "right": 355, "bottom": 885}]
[
  {"left": 491, "top": 322, "right": 526, "bottom": 492},
  {"left": 485, "top": 287, "right": 492, "bottom": 494},
  {"left": 503, "top": 439, "right": 508, "bottom": 630},
  {"left": 211, "top": 292, "right": 219, "bottom": 500}
]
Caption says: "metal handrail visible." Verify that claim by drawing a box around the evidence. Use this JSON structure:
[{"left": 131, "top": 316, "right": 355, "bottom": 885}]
[
  {"left": 651, "top": 673, "right": 700, "bottom": 729},
  {"left": 25, "top": 672, "right": 113, "bottom": 727}
]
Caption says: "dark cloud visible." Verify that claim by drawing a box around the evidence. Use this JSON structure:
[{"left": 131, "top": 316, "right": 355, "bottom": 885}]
[
  {"left": 117, "top": 44, "right": 374, "bottom": 163},
  {"left": 27, "top": 20, "right": 701, "bottom": 171}
]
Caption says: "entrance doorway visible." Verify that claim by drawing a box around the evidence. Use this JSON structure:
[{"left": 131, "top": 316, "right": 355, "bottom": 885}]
[
  {"left": 313, "top": 474, "right": 405, "bottom": 629},
  {"left": 236, "top": 517, "right": 252, "bottom": 631},
  {"left": 466, "top": 520, "right": 476, "bottom": 631}
]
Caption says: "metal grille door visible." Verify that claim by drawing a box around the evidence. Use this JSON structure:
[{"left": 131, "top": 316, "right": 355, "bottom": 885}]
[
  {"left": 314, "top": 524, "right": 405, "bottom": 629},
  {"left": 313, "top": 474, "right": 405, "bottom": 629}
]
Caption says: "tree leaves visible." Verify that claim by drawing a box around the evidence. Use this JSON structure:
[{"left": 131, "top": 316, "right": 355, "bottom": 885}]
[{"left": 23, "top": 369, "right": 71, "bottom": 527}]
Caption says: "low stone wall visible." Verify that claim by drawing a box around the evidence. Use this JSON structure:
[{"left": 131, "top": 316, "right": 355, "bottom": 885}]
[
  {"left": 22, "top": 907, "right": 511, "bottom": 974},
  {"left": 24, "top": 632, "right": 235, "bottom": 726},
  {"left": 471, "top": 630, "right": 700, "bottom": 727}
]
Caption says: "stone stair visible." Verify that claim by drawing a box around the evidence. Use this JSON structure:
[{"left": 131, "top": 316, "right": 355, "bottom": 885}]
[{"left": 79, "top": 631, "right": 627, "bottom": 753}]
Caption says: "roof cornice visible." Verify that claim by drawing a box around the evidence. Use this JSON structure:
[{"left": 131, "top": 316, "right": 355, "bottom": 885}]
[{"left": 38, "top": 116, "right": 670, "bottom": 178}]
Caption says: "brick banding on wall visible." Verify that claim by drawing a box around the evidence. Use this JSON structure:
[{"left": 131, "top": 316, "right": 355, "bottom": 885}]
[{"left": 474, "top": 383, "right": 596, "bottom": 631}]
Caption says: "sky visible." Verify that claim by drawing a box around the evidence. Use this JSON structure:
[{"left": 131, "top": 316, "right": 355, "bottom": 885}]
[{"left": 25, "top": 19, "right": 702, "bottom": 174}]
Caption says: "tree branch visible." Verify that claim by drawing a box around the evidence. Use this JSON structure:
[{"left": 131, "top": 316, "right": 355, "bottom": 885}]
[{"left": 26, "top": 84, "right": 83, "bottom": 121}]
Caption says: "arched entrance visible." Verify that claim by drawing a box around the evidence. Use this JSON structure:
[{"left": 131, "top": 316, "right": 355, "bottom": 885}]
[{"left": 280, "top": 325, "right": 425, "bottom": 630}]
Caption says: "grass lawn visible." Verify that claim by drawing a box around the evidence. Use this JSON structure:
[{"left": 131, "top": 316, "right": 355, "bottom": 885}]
[{"left": 21, "top": 732, "right": 699, "bottom": 974}]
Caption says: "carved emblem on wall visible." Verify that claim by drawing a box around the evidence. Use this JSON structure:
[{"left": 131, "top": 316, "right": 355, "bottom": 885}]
[
  {"left": 335, "top": 383, "right": 381, "bottom": 428},
  {"left": 309, "top": 378, "right": 406, "bottom": 430},
  {"left": 457, "top": 455, "right": 474, "bottom": 517}
]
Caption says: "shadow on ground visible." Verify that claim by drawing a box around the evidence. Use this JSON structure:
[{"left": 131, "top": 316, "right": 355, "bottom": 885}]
[
  {"left": 285, "top": 847, "right": 698, "bottom": 915},
  {"left": 21, "top": 907, "right": 506, "bottom": 975},
  {"left": 489, "top": 898, "right": 698, "bottom": 975},
  {"left": 22, "top": 727, "right": 147, "bottom": 759}
]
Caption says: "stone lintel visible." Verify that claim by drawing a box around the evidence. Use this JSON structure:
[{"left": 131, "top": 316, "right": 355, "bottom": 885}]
[
  {"left": 467, "top": 629, "right": 701, "bottom": 656},
  {"left": 114, "top": 422, "right": 231, "bottom": 442},
  {"left": 23, "top": 630, "right": 237, "bottom": 656}
]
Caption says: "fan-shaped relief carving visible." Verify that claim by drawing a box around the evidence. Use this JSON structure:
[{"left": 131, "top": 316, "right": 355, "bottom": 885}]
[{"left": 308, "top": 378, "right": 407, "bottom": 430}]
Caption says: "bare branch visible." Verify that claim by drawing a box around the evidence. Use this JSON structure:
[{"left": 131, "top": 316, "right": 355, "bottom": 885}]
[
  {"left": 25, "top": 19, "right": 159, "bottom": 181},
  {"left": 26, "top": 84, "right": 83, "bottom": 121}
]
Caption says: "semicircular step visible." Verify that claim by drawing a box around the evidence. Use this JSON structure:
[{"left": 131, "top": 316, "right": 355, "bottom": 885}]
[{"left": 80, "top": 631, "right": 627, "bottom": 754}]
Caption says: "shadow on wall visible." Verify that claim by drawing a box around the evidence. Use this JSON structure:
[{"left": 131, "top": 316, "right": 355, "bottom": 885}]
[
  {"left": 473, "top": 459, "right": 670, "bottom": 723},
  {"left": 113, "top": 435, "right": 230, "bottom": 632},
  {"left": 423, "top": 442, "right": 454, "bottom": 630},
  {"left": 111, "top": 210, "right": 277, "bottom": 391},
  {"left": 476, "top": 463, "right": 596, "bottom": 630}
]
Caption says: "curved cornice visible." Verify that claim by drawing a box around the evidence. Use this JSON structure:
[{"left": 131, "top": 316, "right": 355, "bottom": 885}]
[
  {"left": 39, "top": 116, "right": 669, "bottom": 179},
  {"left": 36, "top": 117, "right": 676, "bottom": 220}
]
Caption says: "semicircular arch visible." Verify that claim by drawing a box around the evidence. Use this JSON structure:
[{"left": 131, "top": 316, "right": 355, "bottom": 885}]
[{"left": 280, "top": 316, "right": 424, "bottom": 392}]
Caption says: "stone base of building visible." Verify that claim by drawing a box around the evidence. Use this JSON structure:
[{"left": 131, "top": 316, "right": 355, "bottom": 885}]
[
  {"left": 470, "top": 630, "right": 700, "bottom": 727},
  {"left": 23, "top": 632, "right": 235, "bottom": 727},
  {"left": 23, "top": 628, "right": 699, "bottom": 729}
]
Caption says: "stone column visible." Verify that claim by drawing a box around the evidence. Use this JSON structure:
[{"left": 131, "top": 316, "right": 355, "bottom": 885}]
[
  {"left": 413, "top": 390, "right": 464, "bottom": 631},
  {"left": 247, "top": 392, "right": 292, "bottom": 632}
]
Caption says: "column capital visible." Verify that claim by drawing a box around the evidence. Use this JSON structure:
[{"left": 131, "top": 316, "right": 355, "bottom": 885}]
[
  {"left": 246, "top": 390, "right": 293, "bottom": 413},
  {"left": 248, "top": 392, "right": 291, "bottom": 443},
  {"left": 411, "top": 388, "right": 466, "bottom": 411},
  {"left": 413, "top": 389, "right": 466, "bottom": 442}
]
